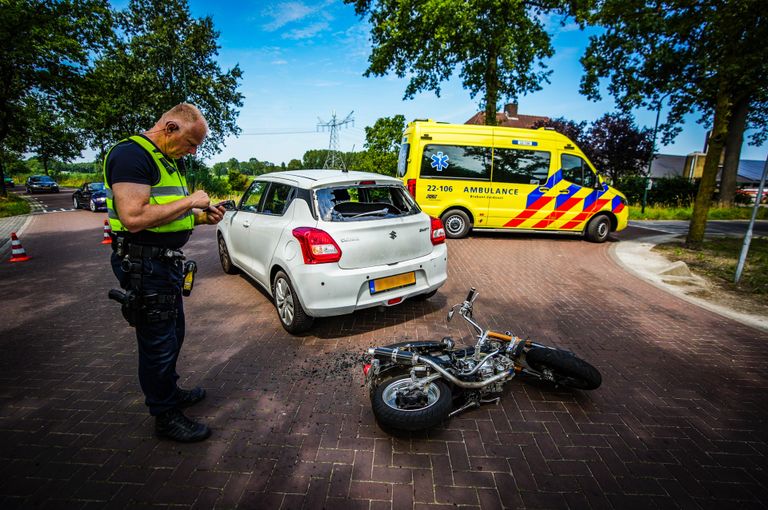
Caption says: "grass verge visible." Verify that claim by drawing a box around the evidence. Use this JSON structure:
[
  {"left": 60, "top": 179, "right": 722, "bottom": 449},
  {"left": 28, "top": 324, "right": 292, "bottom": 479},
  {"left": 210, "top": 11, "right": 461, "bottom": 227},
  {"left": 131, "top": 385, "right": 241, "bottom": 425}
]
[
  {"left": 630, "top": 204, "right": 768, "bottom": 221},
  {"left": 0, "top": 193, "right": 31, "bottom": 218},
  {"left": 653, "top": 236, "right": 767, "bottom": 309}
]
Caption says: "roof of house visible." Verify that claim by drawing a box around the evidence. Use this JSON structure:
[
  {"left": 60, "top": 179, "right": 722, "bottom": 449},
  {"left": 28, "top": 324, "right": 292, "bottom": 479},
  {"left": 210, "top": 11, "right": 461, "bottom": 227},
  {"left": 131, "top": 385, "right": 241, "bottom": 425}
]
[{"left": 465, "top": 103, "right": 549, "bottom": 129}]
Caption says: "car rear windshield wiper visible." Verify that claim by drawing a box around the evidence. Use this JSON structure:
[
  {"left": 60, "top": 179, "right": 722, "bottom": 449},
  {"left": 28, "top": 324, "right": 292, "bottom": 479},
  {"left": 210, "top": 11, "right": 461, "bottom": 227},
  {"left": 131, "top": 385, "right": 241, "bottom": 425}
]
[{"left": 350, "top": 208, "right": 389, "bottom": 219}]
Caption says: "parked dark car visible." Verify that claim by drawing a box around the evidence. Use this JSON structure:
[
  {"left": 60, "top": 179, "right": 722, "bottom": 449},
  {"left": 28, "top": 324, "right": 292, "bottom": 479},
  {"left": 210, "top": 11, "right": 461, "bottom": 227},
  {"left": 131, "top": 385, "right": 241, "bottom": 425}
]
[
  {"left": 26, "top": 175, "right": 59, "bottom": 194},
  {"left": 3, "top": 176, "right": 13, "bottom": 188},
  {"left": 72, "top": 182, "right": 108, "bottom": 212}
]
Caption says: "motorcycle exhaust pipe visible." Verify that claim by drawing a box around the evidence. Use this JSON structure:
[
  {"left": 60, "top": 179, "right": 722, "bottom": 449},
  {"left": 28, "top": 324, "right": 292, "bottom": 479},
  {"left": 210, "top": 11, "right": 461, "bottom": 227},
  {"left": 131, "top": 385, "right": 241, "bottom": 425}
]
[{"left": 369, "top": 347, "right": 516, "bottom": 389}]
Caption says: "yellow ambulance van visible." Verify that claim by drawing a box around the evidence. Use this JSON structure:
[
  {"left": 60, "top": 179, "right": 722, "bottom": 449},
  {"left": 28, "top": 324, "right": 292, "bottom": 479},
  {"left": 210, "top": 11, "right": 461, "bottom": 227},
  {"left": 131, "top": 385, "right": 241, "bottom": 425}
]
[{"left": 397, "top": 120, "right": 629, "bottom": 242}]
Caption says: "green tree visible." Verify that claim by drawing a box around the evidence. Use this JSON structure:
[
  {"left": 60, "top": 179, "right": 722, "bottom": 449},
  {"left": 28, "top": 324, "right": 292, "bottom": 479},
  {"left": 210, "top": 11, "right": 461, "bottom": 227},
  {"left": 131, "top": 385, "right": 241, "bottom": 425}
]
[
  {"left": 286, "top": 159, "right": 303, "bottom": 170},
  {"left": 0, "top": 0, "right": 112, "bottom": 196},
  {"left": 25, "top": 94, "right": 86, "bottom": 175},
  {"left": 346, "top": 0, "right": 575, "bottom": 126},
  {"left": 302, "top": 150, "right": 329, "bottom": 169},
  {"left": 82, "top": 0, "right": 243, "bottom": 159},
  {"left": 580, "top": 0, "right": 768, "bottom": 247},
  {"left": 359, "top": 114, "right": 406, "bottom": 176}
]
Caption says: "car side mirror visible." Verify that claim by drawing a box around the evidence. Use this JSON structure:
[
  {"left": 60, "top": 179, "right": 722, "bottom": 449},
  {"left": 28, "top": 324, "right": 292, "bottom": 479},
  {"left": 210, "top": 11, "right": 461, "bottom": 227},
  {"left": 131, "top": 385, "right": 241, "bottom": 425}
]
[{"left": 219, "top": 200, "right": 236, "bottom": 211}]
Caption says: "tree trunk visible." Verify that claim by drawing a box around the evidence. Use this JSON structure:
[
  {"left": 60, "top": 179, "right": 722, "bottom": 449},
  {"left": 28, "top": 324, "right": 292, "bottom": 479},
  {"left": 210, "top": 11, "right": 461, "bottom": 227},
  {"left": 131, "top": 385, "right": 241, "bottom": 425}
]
[
  {"left": 686, "top": 89, "right": 732, "bottom": 248},
  {"left": 719, "top": 93, "right": 750, "bottom": 206},
  {"left": 483, "top": 49, "right": 498, "bottom": 127},
  {"left": 0, "top": 157, "right": 7, "bottom": 198}
]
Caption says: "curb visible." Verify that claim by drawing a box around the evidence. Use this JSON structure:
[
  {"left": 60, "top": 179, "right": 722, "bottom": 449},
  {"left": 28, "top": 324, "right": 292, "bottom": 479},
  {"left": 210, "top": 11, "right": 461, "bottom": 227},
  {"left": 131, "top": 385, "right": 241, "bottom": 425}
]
[{"left": 610, "top": 234, "right": 768, "bottom": 333}]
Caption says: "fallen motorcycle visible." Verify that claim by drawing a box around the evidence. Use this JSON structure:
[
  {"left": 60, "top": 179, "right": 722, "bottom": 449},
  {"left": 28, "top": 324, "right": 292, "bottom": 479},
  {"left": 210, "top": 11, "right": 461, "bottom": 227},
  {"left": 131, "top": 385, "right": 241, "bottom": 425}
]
[{"left": 363, "top": 288, "right": 602, "bottom": 431}]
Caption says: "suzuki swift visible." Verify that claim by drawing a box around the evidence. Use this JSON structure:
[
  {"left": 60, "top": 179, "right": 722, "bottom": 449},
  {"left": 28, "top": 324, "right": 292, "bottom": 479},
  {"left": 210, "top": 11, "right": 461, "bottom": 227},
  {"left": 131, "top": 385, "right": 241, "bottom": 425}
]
[{"left": 216, "top": 170, "right": 448, "bottom": 334}]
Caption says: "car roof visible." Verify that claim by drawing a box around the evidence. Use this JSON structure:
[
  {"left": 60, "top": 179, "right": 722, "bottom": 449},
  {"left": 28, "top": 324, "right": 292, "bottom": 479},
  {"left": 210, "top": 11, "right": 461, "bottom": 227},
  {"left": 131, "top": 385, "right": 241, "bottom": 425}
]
[{"left": 255, "top": 169, "right": 401, "bottom": 190}]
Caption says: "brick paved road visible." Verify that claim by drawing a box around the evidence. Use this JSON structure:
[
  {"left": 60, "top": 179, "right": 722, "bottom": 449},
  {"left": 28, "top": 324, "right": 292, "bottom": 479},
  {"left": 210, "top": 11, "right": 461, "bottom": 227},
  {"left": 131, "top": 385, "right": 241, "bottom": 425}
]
[{"left": 1, "top": 212, "right": 766, "bottom": 509}]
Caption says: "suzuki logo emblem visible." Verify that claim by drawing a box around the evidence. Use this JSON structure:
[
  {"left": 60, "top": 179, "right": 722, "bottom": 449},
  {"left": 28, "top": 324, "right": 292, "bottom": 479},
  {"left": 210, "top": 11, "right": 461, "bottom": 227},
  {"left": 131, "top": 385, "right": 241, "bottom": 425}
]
[{"left": 389, "top": 231, "right": 397, "bottom": 239}]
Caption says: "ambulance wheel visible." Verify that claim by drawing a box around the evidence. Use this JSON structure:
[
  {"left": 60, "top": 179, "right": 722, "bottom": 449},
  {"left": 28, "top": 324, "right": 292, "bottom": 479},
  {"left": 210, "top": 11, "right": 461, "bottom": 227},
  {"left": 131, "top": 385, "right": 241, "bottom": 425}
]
[
  {"left": 585, "top": 214, "right": 611, "bottom": 243},
  {"left": 441, "top": 209, "right": 471, "bottom": 238}
]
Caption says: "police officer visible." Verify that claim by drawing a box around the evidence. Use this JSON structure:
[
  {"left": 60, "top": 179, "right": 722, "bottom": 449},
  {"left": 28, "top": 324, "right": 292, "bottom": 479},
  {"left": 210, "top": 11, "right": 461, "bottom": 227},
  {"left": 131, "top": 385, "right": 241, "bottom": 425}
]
[{"left": 105, "top": 103, "right": 224, "bottom": 442}]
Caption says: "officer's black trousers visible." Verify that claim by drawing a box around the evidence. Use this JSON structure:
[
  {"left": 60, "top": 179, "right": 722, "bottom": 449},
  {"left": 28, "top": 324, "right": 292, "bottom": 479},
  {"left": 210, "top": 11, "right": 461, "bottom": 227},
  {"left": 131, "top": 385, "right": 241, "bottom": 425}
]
[{"left": 111, "top": 253, "right": 185, "bottom": 416}]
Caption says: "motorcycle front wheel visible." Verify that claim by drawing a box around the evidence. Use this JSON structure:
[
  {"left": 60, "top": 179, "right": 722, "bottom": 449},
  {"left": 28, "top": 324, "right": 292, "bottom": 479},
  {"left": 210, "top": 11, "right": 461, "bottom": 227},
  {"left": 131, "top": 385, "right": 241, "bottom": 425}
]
[
  {"left": 371, "top": 374, "right": 453, "bottom": 431},
  {"left": 525, "top": 348, "right": 602, "bottom": 390}
]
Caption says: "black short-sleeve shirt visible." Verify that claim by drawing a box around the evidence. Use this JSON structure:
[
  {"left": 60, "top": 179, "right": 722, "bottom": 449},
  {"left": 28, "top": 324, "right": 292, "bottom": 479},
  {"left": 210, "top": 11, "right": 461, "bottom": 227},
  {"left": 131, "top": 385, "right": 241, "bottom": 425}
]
[{"left": 106, "top": 136, "right": 191, "bottom": 248}]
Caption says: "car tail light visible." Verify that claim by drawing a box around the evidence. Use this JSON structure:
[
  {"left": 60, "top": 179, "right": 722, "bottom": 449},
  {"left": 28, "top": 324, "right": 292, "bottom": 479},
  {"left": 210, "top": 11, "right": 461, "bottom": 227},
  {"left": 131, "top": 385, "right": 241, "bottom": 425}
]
[
  {"left": 292, "top": 227, "right": 342, "bottom": 264},
  {"left": 363, "top": 363, "right": 372, "bottom": 376},
  {"left": 406, "top": 178, "right": 416, "bottom": 197},
  {"left": 430, "top": 216, "right": 445, "bottom": 245},
  {"left": 359, "top": 180, "right": 376, "bottom": 185}
]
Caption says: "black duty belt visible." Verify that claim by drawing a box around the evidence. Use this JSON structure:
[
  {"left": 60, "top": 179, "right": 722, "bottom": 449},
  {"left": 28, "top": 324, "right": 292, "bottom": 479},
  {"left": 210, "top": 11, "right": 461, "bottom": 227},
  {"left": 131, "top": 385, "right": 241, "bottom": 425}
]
[{"left": 112, "top": 236, "right": 185, "bottom": 260}]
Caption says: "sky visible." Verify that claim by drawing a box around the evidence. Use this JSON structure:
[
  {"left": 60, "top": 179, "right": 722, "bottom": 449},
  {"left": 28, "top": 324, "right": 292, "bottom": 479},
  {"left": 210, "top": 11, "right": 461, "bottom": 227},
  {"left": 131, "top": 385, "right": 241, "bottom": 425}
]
[{"left": 128, "top": 0, "right": 767, "bottom": 166}]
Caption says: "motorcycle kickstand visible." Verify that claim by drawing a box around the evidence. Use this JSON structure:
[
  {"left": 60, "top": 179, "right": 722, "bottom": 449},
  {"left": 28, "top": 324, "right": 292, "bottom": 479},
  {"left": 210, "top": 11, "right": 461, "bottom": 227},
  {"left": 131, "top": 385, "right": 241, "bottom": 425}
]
[
  {"left": 479, "top": 396, "right": 501, "bottom": 406},
  {"left": 448, "top": 400, "right": 480, "bottom": 418}
]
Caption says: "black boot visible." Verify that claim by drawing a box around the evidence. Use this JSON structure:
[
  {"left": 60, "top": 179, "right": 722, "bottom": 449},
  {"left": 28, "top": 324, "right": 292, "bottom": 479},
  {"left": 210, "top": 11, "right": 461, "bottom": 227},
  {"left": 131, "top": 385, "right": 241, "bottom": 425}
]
[
  {"left": 177, "top": 386, "right": 206, "bottom": 408},
  {"left": 155, "top": 408, "right": 211, "bottom": 442}
]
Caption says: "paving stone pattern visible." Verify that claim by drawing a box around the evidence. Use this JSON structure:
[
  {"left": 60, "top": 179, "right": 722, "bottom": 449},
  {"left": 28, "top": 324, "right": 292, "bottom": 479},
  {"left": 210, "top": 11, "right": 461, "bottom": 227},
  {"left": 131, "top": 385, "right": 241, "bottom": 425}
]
[{"left": 0, "top": 212, "right": 766, "bottom": 509}]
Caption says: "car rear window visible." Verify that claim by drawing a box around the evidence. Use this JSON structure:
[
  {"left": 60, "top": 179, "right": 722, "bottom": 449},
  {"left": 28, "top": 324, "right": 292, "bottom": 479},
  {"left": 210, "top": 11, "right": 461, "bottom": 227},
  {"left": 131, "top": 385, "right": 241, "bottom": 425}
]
[{"left": 316, "top": 184, "right": 420, "bottom": 221}]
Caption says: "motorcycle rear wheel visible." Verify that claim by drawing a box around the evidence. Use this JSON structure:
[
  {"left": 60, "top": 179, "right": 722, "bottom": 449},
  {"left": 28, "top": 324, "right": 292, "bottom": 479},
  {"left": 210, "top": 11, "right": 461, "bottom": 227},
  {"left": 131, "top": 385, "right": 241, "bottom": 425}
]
[
  {"left": 525, "top": 348, "right": 602, "bottom": 390},
  {"left": 372, "top": 374, "right": 452, "bottom": 431}
]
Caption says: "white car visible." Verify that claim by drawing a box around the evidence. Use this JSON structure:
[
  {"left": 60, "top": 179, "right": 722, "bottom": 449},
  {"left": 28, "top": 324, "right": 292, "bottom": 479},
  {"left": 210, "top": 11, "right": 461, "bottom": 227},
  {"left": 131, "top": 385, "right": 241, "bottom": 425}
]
[{"left": 216, "top": 170, "right": 448, "bottom": 334}]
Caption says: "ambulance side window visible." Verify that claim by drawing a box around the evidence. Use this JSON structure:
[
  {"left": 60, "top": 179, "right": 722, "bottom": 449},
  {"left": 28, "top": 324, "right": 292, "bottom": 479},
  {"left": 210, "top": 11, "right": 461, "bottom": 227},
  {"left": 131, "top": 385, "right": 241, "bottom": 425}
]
[
  {"left": 561, "top": 154, "right": 597, "bottom": 188},
  {"left": 420, "top": 145, "right": 490, "bottom": 180},
  {"left": 492, "top": 148, "right": 551, "bottom": 185}
]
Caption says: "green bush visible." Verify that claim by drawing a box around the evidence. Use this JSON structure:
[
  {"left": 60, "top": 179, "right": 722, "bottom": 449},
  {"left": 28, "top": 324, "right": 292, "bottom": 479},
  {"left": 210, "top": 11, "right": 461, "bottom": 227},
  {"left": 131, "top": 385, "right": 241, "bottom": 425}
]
[
  {"left": 617, "top": 175, "right": 698, "bottom": 207},
  {"left": 227, "top": 170, "right": 249, "bottom": 192}
]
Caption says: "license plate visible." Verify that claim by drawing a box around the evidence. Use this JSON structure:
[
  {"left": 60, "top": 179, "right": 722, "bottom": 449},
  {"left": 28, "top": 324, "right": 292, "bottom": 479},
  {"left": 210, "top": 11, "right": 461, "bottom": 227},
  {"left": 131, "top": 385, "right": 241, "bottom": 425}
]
[{"left": 369, "top": 272, "right": 416, "bottom": 294}]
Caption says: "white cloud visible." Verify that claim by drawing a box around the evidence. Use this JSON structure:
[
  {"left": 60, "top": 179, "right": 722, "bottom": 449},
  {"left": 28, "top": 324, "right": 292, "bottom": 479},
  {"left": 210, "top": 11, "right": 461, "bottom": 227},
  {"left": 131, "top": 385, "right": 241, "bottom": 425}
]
[
  {"left": 283, "top": 21, "right": 329, "bottom": 39},
  {"left": 262, "top": 0, "right": 336, "bottom": 31}
]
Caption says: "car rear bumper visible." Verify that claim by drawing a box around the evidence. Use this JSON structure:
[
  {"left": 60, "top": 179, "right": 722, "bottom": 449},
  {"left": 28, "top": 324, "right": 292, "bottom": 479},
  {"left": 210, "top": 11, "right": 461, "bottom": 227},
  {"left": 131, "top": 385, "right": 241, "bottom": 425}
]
[{"left": 289, "top": 244, "right": 448, "bottom": 317}]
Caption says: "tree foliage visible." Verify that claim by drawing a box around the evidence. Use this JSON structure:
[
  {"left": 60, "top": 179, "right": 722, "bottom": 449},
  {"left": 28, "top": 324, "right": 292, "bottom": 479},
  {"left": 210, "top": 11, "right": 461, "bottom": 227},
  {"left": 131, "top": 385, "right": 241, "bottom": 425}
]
[
  {"left": 346, "top": 0, "right": 575, "bottom": 126},
  {"left": 580, "top": 0, "right": 768, "bottom": 246},
  {"left": 82, "top": 0, "right": 244, "bottom": 158},
  {"left": 533, "top": 113, "right": 652, "bottom": 182},
  {"left": 0, "top": 0, "right": 112, "bottom": 196},
  {"left": 586, "top": 113, "right": 653, "bottom": 183}
]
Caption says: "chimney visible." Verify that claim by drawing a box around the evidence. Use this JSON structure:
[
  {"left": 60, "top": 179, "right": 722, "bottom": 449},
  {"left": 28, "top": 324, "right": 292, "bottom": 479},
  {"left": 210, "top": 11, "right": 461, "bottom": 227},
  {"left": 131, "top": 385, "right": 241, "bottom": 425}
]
[{"left": 504, "top": 103, "right": 518, "bottom": 117}]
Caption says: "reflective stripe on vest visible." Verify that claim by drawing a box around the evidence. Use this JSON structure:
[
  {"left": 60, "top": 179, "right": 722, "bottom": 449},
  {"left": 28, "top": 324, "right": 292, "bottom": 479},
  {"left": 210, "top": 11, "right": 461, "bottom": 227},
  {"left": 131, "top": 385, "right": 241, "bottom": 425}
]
[{"left": 103, "top": 135, "right": 195, "bottom": 233}]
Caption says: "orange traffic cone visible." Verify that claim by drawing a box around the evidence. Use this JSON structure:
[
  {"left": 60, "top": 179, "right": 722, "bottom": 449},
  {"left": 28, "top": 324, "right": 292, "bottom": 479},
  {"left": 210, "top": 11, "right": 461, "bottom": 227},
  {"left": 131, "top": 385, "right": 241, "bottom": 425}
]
[
  {"left": 101, "top": 220, "right": 112, "bottom": 245},
  {"left": 9, "top": 232, "right": 30, "bottom": 262}
]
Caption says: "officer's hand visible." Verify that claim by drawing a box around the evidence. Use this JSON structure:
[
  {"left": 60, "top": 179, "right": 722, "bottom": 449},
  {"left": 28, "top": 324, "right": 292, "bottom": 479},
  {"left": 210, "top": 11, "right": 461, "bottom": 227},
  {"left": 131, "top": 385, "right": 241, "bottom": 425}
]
[
  {"left": 189, "top": 190, "right": 210, "bottom": 209},
  {"left": 205, "top": 205, "right": 225, "bottom": 224}
]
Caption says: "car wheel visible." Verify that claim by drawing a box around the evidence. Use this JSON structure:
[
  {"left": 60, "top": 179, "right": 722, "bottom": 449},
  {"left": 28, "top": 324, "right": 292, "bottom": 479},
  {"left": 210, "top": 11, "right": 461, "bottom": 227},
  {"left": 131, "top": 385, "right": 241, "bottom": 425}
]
[
  {"left": 217, "top": 234, "right": 238, "bottom": 275},
  {"left": 585, "top": 214, "right": 611, "bottom": 243},
  {"left": 89, "top": 199, "right": 97, "bottom": 212},
  {"left": 440, "top": 209, "right": 471, "bottom": 238},
  {"left": 73, "top": 197, "right": 79, "bottom": 209},
  {"left": 272, "top": 270, "right": 313, "bottom": 334}
]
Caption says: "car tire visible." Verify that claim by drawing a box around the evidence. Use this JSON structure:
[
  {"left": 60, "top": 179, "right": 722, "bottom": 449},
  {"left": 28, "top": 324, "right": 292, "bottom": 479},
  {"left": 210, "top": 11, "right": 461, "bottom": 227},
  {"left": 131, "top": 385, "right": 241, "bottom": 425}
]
[
  {"left": 272, "top": 270, "right": 313, "bottom": 334},
  {"left": 89, "top": 199, "right": 97, "bottom": 212},
  {"left": 73, "top": 197, "right": 79, "bottom": 209},
  {"left": 441, "top": 209, "right": 471, "bottom": 239},
  {"left": 585, "top": 214, "right": 611, "bottom": 243},
  {"left": 217, "top": 234, "right": 238, "bottom": 275}
]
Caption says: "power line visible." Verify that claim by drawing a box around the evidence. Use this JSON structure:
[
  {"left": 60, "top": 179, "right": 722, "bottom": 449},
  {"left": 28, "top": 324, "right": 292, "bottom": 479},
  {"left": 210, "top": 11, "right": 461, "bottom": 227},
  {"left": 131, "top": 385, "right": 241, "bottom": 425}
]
[{"left": 317, "top": 111, "right": 354, "bottom": 170}]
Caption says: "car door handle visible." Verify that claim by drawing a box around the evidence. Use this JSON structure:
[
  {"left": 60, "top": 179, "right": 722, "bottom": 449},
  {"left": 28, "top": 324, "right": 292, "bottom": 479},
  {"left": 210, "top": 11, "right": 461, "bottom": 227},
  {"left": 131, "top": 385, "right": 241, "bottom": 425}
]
[
  {"left": 559, "top": 189, "right": 571, "bottom": 194},
  {"left": 242, "top": 221, "right": 250, "bottom": 228},
  {"left": 538, "top": 187, "right": 550, "bottom": 192}
]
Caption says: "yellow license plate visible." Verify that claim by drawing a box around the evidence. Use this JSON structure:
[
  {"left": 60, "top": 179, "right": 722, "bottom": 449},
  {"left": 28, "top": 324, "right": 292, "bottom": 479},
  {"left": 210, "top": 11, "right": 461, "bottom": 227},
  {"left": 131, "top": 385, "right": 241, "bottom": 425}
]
[{"left": 369, "top": 272, "right": 416, "bottom": 294}]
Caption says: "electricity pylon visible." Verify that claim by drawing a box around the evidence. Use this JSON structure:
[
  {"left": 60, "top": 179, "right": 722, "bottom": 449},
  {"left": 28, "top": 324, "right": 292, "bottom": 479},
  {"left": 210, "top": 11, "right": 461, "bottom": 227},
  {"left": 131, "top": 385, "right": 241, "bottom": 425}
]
[{"left": 317, "top": 111, "right": 354, "bottom": 170}]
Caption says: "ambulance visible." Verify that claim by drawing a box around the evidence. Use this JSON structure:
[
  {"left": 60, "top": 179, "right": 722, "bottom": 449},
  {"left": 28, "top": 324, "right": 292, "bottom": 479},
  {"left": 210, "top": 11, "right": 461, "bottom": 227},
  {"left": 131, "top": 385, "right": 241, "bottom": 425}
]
[{"left": 397, "top": 120, "right": 629, "bottom": 242}]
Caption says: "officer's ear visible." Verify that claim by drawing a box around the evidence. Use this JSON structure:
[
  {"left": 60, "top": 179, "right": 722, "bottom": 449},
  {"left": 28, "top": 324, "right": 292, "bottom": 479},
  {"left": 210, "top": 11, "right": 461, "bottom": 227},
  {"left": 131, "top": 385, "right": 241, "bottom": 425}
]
[{"left": 165, "top": 121, "right": 178, "bottom": 133}]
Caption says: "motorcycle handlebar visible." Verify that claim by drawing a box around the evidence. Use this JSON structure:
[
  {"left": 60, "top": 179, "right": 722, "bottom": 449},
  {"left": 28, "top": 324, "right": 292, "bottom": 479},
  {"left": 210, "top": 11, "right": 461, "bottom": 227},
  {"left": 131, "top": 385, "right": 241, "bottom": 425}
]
[{"left": 465, "top": 287, "right": 476, "bottom": 303}]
